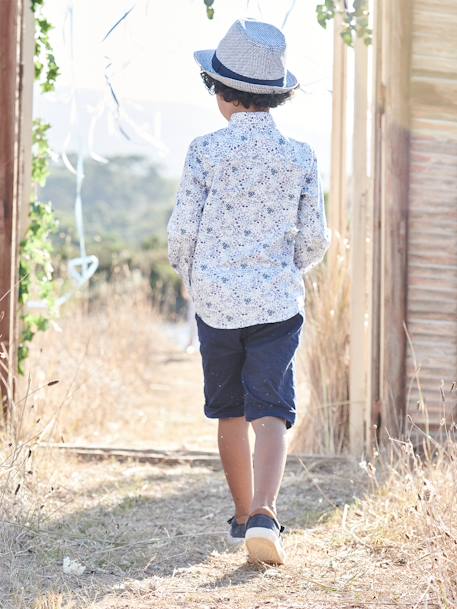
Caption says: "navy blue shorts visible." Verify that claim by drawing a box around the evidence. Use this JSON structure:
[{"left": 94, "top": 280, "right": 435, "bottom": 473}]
[{"left": 195, "top": 312, "right": 304, "bottom": 429}]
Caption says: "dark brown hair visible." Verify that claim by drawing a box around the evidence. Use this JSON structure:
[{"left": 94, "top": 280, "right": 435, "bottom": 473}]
[{"left": 200, "top": 72, "right": 294, "bottom": 110}]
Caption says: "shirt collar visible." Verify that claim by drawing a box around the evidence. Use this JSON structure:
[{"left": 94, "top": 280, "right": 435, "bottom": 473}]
[{"left": 228, "top": 111, "right": 277, "bottom": 132}]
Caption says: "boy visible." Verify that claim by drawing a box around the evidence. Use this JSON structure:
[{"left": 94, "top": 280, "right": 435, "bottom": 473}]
[{"left": 167, "top": 19, "right": 330, "bottom": 565}]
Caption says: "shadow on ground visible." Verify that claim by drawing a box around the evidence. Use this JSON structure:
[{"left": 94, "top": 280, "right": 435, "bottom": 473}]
[{"left": 2, "top": 457, "right": 370, "bottom": 608}]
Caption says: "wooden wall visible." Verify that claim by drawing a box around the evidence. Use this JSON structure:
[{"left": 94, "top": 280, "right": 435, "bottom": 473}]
[
  {"left": 362, "top": 0, "right": 413, "bottom": 446},
  {"left": 0, "top": 0, "right": 34, "bottom": 418},
  {"left": 0, "top": 0, "right": 21, "bottom": 415},
  {"left": 406, "top": 0, "right": 457, "bottom": 432}
]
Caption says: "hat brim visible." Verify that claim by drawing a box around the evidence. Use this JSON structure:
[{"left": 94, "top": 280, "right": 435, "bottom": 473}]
[{"left": 194, "top": 49, "right": 299, "bottom": 94}]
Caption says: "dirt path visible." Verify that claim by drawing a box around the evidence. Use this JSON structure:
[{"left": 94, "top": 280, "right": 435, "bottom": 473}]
[
  {"left": 4, "top": 452, "right": 427, "bottom": 609},
  {"left": 3, "top": 456, "right": 371, "bottom": 608},
  {"left": 22, "top": 306, "right": 217, "bottom": 451},
  {"left": 3, "top": 314, "right": 431, "bottom": 608}
]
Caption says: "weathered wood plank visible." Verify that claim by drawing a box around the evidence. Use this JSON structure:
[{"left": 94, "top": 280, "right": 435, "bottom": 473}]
[
  {"left": 411, "top": 117, "right": 457, "bottom": 137},
  {"left": 374, "top": 0, "right": 412, "bottom": 441},
  {"left": 365, "top": 0, "right": 384, "bottom": 451},
  {"left": 405, "top": 0, "right": 457, "bottom": 433},
  {"left": 407, "top": 361, "right": 456, "bottom": 374},
  {"left": 329, "top": 11, "right": 347, "bottom": 237},
  {"left": 414, "top": 0, "right": 457, "bottom": 15},
  {"left": 0, "top": 0, "right": 20, "bottom": 418},
  {"left": 36, "top": 444, "right": 352, "bottom": 467},
  {"left": 349, "top": 33, "right": 370, "bottom": 456}
]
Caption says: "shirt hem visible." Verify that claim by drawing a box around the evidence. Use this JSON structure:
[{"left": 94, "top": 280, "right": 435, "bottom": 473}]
[{"left": 194, "top": 303, "right": 305, "bottom": 330}]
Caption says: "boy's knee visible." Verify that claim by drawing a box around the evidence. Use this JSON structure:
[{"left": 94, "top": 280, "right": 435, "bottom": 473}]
[{"left": 251, "top": 416, "right": 287, "bottom": 433}]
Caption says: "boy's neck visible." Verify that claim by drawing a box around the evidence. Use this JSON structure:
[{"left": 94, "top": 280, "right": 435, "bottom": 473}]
[{"left": 226, "top": 106, "right": 269, "bottom": 121}]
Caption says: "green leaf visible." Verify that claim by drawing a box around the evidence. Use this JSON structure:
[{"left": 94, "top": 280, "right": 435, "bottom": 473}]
[
  {"left": 31, "top": 0, "right": 45, "bottom": 10},
  {"left": 35, "top": 316, "right": 49, "bottom": 332},
  {"left": 341, "top": 29, "right": 354, "bottom": 46},
  {"left": 21, "top": 0, "right": 61, "bottom": 372},
  {"left": 316, "top": 5, "right": 328, "bottom": 28},
  {"left": 353, "top": 0, "right": 364, "bottom": 13}
]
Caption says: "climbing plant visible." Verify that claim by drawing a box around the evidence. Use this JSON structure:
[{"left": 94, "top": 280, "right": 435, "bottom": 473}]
[
  {"left": 203, "top": 0, "right": 215, "bottom": 20},
  {"left": 31, "top": 0, "right": 60, "bottom": 92},
  {"left": 316, "top": 0, "right": 371, "bottom": 46},
  {"left": 202, "top": 0, "right": 372, "bottom": 46},
  {"left": 18, "top": 1, "right": 60, "bottom": 374}
]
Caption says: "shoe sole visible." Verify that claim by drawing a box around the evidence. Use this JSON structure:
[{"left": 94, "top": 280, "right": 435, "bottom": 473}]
[
  {"left": 226, "top": 531, "right": 245, "bottom": 547},
  {"left": 245, "top": 527, "right": 285, "bottom": 565}
]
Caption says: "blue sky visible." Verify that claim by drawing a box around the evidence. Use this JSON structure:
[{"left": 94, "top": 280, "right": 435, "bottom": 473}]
[{"left": 35, "top": 0, "right": 336, "bottom": 180}]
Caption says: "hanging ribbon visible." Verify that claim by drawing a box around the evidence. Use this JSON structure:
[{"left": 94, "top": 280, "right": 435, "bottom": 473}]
[
  {"left": 101, "top": 0, "right": 166, "bottom": 154},
  {"left": 28, "top": 0, "right": 169, "bottom": 310},
  {"left": 28, "top": 0, "right": 99, "bottom": 310},
  {"left": 282, "top": 0, "right": 298, "bottom": 28}
]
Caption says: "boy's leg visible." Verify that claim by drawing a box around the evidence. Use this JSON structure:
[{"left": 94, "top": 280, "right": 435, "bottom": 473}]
[
  {"left": 242, "top": 312, "right": 304, "bottom": 518},
  {"left": 195, "top": 315, "right": 253, "bottom": 523},
  {"left": 218, "top": 416, "right": 253, "bottom": 523},
  {"left": 251, "top": 416, "right": 287, "bottom": 518}
]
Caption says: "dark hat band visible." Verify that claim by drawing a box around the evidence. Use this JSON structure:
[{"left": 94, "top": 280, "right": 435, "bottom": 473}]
[{"left": 211, "top": 53, "right": 285, "bottom": 87}]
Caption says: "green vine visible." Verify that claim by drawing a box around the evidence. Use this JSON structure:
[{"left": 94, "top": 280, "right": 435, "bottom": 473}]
[
  {"left": 18, "top": 2, "right": 60, "bottom": 374},
  {"left": 18, "top": 199, "right": 58, "bottom": 374},
  {"left": 30, "top": 118, "right": 51, "bottom": 186},
  {"left": 203, "top": 0, "right": 215, "bottom": 20},
  {"left": 31, "top": 0, "right": 60, "bottom": 92},
  {"left": 202, "top": 0, "right": 372, "bottom": 46},
  {"left": 316, "top": 0, "right": 372, "bottom": 46}
]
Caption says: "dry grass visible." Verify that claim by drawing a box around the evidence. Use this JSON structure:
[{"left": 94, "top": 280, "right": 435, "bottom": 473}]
[
  {"left": 2, "top": 430, "right": 456, "bottom": 608},
  {"left": 291, "top": 234, "right": 351, "bottom": 455},
  {"left": 1, "top": 452, "right": 371, "bottom": 609},
  {"left": 324, "top": 426, "right": 457, "bottom": 608},
  {"left": 16, "top": 279, "right": 215, "bottom": 451},
  {"left": 1, "top": 281, "right": 457, "bottom": 608}
]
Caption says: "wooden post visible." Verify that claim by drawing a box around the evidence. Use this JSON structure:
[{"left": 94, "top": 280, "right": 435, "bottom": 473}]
[
  {"left": 366, "top": 0, "right": 384, "bottom": 450},
  {"left": 0, "top": 0, "right": 21, "bottom": 416},
  {"left": 329, "top": 11, "right": 348, "bottom": 238},
  {"left": 368, "top": 0, "right": 412, "bottom": 445},
  {"left": 349, "top": 34, "right": 370, "bottom": 456},
  {"left": 378, "top": 0, "right": 412, "bottom": 441},
  {"left": 19, "top": 3, "right": 35, "bottom": 241},
  {"left": 0, "top": 0, "right": 34, "bottom": 419}
]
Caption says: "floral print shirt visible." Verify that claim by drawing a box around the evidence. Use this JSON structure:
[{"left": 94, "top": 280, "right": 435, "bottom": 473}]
[{"left": 167, "top": 111, "right": 331, "bottom": 329}]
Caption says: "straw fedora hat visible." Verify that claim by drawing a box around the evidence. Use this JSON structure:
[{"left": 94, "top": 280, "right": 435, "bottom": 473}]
[{"left": 194, "top": 19, "right": 299, "bottom": 95}]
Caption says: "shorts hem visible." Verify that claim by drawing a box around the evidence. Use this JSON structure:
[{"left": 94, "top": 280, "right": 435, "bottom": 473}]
[
  {"left": 245, "top": 410, "right": 295, "bottom": 430},
  {"left": 204, "top": 404, "right": 245, "bottom": 420}
]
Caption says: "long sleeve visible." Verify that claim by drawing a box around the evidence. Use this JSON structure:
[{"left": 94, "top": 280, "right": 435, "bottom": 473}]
[
  {"left": 167, "top": 139, "right": 208, "bottom": 291},
  {"left": 294, "top": 151, "right": 331, "bottom": 274}
]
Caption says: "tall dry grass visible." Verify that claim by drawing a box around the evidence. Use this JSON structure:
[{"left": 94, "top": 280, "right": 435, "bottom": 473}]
[
  {"left": 0, "top": 343, "right": 58, "bottom": 577},
  {"left": 326, "top": 418, "right": 457, "bottom": 607},
  {"left": 291, "top": 233, "right": 351, "bottom": 454},
  {"left": 3, "top": 273, "right": 211, "bottom": 451},
  {"left": 17, "top": 276, "right": 164, "bottom": 446}
]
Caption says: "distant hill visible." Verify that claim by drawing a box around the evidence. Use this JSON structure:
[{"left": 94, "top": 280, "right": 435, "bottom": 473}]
[{"left": 41, "top": 155, "right": 177, "bottom": 249}]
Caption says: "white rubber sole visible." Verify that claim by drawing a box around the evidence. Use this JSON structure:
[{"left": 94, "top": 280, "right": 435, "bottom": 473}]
[
  {"left": 245, "top": 527, "right": 285, "bottom": 565},
  {"left": 226, "top": 531, "right": 245, "bottom": 547}
]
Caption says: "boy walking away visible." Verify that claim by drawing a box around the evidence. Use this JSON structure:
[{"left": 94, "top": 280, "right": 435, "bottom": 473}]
[{"left": 167, "top": 19, "right": 331, "bottom": 565}]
